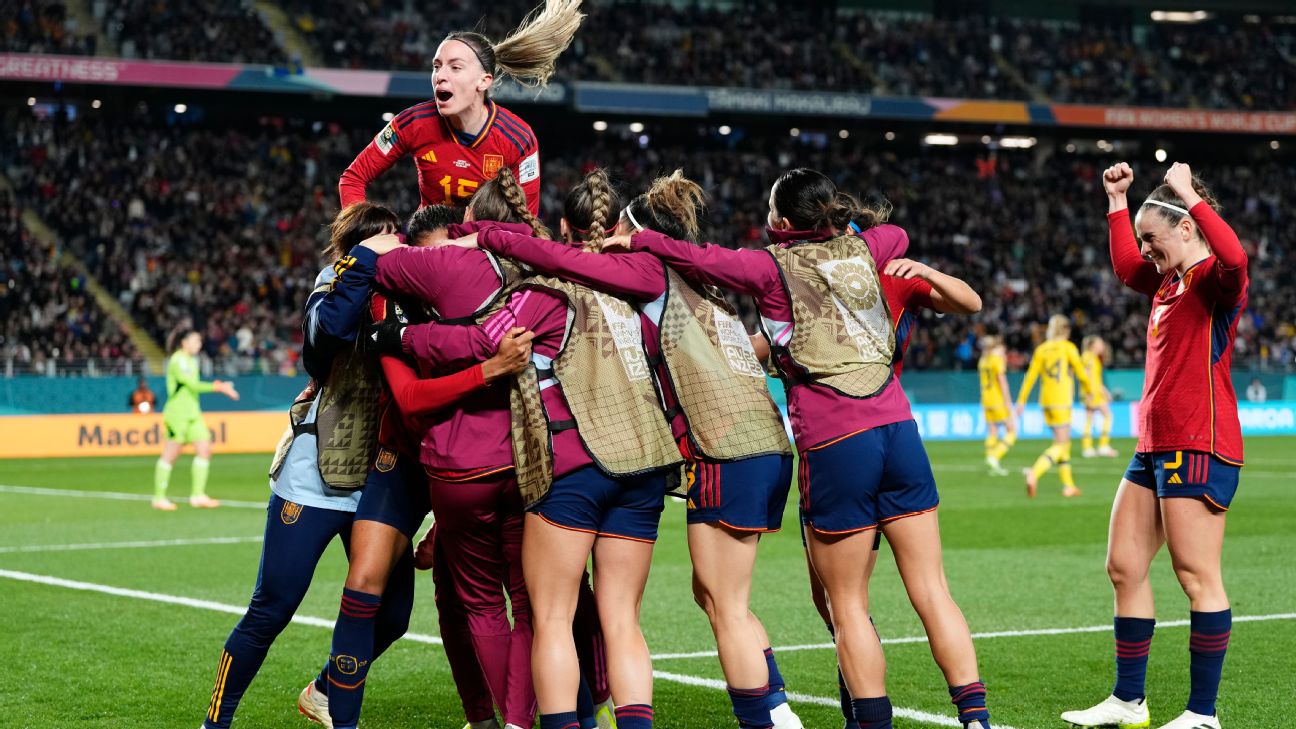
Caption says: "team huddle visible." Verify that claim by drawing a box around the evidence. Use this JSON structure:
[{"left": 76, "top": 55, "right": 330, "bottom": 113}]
[{"left": 174, "top": 3, "right": 1249, "bottom": 729}]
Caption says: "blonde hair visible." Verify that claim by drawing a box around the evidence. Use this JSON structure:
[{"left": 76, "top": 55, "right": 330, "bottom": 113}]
[
  {"left": 621, "top": 169, "right": 707, "bottom": 242},
  {"left": 1046, "top": 314, "right": 1071, "bottom": 341},
  {"left": 444, "top": 0, "right": 585, "bottom": 89},
  {"left": 562, "top": 168, "right": 619, "bottom": 252},
  {"left": 468, "top": 168, "right": 552, "bottom": 239},
  {"left": 980, "top": 334, "right": 1002, "bottom": 352},
  {"left": 1082, "top": 335, "right": 1109, "bottom": 362}
]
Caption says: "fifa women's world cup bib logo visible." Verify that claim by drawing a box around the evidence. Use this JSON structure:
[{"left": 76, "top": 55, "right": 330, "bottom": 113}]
[
  {"left": 816, "top": 258, "right": 890, "bottom": 360},
  {"left": 593, "top": 292, "right": 651, "bottom": 381},
  {"left": 713, "top": 308, "right": 765, "bottom": 378}
]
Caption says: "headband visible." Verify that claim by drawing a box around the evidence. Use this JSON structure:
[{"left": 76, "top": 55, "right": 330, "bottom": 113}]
[
  {"left": 1142, "top": 199, "right": 1190, "bottom": 217},
  {"left": 445, "top": 34, "right": 493, "bottom": 74},
  {"left": 623, "top": 206, "right": 645, "bottom": 232}
]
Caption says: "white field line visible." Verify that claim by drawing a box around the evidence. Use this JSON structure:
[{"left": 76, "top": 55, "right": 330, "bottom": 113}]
[
  {"left": 0, "top": 536, "right": 264, "bottom": 554},
  {"left": 0, "top": 483, "right": 268, "bottom": 509},
  {"left": 651, "top": 612, "right": 1296, "bottom": 661},
  {"left": 0, "top": 568, "right": 1000, "bottom": 728}
]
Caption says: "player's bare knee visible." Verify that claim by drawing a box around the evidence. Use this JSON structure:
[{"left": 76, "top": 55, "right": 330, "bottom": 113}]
[{"left": 1106, "top": 554, "right": 1148, "bottom": 590}]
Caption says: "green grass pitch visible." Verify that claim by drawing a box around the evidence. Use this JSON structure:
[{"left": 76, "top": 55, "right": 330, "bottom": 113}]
[{"left": 1, "top": 438, "right": 1292, "bottom": 728}]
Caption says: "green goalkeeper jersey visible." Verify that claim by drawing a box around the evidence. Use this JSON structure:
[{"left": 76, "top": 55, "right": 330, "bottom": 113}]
[{"left": 164, "top": 351, "right": 215, "bottom": 419}]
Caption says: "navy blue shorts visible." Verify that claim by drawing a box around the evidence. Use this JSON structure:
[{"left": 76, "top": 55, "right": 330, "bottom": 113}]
[
  {"left": 686, "top": 453, "right": 792, "bottom": 532},
  {"left": 799, "top": 420, "right": 939, "bottom": 535},
  {"left": 1124, "top": 450, "right": 1240, "bottom": 512},
  {"left": 354, "top": 448, "right": 431, "bottom": 540},
  {"left": 529, "top": 465, "right": 670, "bottom": 543}
]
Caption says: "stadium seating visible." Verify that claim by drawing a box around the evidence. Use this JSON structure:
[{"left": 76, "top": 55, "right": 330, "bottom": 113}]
[{"left": 4, "top": 107, "right": 1291, "bottom": 374}]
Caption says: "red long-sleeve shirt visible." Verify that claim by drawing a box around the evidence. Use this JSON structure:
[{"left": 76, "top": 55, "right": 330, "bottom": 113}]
[
  {"left": 339, "top": 98, "right": 540, "bottom": 213},
  {"left": 1109, "top": 202, "right": 1248, "bottom": 462}
]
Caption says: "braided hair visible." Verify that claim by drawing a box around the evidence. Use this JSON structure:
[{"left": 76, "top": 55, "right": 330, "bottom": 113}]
[
  {"left": 562, "top": 168, "right": 620, "bottom": 252},
  {"left": 468, "top": 168, "right": 551, "bottom": 239}
]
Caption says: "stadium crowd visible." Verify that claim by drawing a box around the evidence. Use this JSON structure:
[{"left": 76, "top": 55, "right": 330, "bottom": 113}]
[
  {"left": 4, "top": 107, "right": 1293, "bottom": 375},
  {"left": 13, "top": 0, "right": 1294, "bottom": 112}
]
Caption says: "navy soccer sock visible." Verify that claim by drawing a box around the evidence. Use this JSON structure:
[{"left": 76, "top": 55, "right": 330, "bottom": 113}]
[
  {"left": 1187, "top": 609, "right": 1231, "bottom": 716},
  {"left": 949, "top": 681, "right": 990, "bottom": 728},
  {"left": 327, "top": 588, "right": 381, "bottom": 729},
  {"left": 577, "top": 675, "right": 597, "bottom": 729},
  {"left": 763, "top": 647, "right": 788, "bottom": 709},
  {"left": 728, "top": 684, "right": 774, "bottom": 728},
  {"left": 851, "top": 696, "right": 893, "bottom": 729},
  {"left": 540, "top": 711, "right": 581, "bottom": 729},
  {"left": 1112, "top": 616, "right": 1156, "bottom": 702},
  {"left": 615, "top": 703, "right": 655, "bottom": 729}
]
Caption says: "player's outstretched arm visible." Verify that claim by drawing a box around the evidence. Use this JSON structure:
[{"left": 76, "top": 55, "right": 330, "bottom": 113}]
[{"left": 883, "top": 258, "right": 981, "bottom": 315}]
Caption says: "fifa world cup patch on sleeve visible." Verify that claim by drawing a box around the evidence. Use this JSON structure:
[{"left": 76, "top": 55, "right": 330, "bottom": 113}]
[
  {"left": 517, "top": 151, "right": 540, "bottom": 184},
  {"left": 375, "top": 124, "right": 398, "bottom": 155}
]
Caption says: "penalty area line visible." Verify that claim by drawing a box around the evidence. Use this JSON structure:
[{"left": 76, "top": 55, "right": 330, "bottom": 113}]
[{"left": 0, "top": 568, "right": 992, "bottom": 727}]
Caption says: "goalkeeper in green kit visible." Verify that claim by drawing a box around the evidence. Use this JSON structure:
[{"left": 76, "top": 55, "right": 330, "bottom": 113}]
[{"left": 153, "top": 329, "right": 240, "bottom": 511}]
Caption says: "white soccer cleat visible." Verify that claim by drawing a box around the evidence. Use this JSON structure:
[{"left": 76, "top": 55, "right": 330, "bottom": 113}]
[
  {"left": 1060, "top": 694, "right": 1150, "bottom": 728},
  {"left": 986, "top": 456, "right": 1008, "bottom": 476},
  {"left": 152, "top": 498, "right": 178, "bottom": 511},
  {"left": 1082, "top": 447, "right": 1098, "bottom": 458},
  {"left": 1098, "top": 445, "right": 1121, "bottom": 458},
  {"left": 190, "top": 494, "right": 221, "bottom": 509},
  {"left": 297, "top": 682, "right": 333, "bottom": 728},
  {"left": 771, "top": 702, "right": 804, "bottom": 729},
  {"left": 1155, "top": 710, "right": 1220, "bottom": 729},
  {"left": 595, "top": 698, "right": 618, "bottom": 729}
]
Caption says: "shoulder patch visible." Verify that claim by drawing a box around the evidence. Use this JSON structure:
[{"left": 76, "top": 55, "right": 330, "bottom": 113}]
[
  {"left": 375, "top": 123, "right": 398, "bottom": 155},
  {"left": 517, "top": 151, "right": 540, "bottom": 184}
]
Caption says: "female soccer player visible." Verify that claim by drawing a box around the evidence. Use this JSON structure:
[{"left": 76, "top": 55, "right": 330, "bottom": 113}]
[
  {"left": 375, "top": 171, "right": 680, "bottom": 729},
  {"left": 202, "top": 203, "right": 524, "bottom": 729},
  {"left": 1079, "top": 335, "right": 1118, "bottom": 458},
  {"left": 977, "top": 336, "right": 1016, "bottom": 476},
  {"left": 803, "top": 260, "right": 982, "bottom": 728},
  {"left": 1061, "top": 162, "right": 1246, "bottom": 729},
  {"left": 368, "top": 172, "right": 555, "bottom": 729},
  {"left": 338, "top": 0, "right": 584, "bottom": 212},
  {"left": 1015, "top": 315, "right": 1092, "bottom": 498},
  {"left": 455, "top": 168, "right": 805, "bottom": 729},
  {"left": 608, "top": 168, "right": 993, "bottom": 729},
  {"left": 153, "top": 329, "right": 239, "bottom": 511}
]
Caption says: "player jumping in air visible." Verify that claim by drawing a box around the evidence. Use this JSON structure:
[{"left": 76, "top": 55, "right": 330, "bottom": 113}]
[
  {"left": 338, "top": 0, "right": 585, "bottom": 214},
  {"left": 153, "top": 329, "right": 239, "bottom": 511},
  {"left": 1080, "top": 335, "right": 1119, "bottom": 458},
  {"left": 977, "top": 336, "right": 1016, "bottom": 476},
  {"left": 1062, "top": 162, "right": 1246, "bottom": 729},
  {"left": 1015, "top": 315, "right": 1092, "bottom": 498}
]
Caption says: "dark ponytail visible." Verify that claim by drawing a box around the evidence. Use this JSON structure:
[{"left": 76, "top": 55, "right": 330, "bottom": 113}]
[
  {"left": 771, "top": 168, "right": 890, "bottom": 233},
  {"left": 1140, "top": 174, "right": 1222, "bottom": 245},
  {"left": 167, "top": 328, "right": 198, "bottom": 353}
]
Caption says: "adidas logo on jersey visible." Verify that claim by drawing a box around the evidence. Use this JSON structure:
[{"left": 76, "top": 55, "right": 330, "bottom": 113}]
[{"left": 1168, "top": 473, "right": 1183, "bottom": 484}]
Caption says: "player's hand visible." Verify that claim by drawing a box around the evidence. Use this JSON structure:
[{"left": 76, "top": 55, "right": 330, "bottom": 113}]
[
  {"left": 360, "top": 233, "right": 405, "bottom": 256},
  {"left": 1102, "top": 162, "right": 1133, "bottom": 197},
  {"left": 213, "top": 380, "right": 241, "bottom": 401},
  {"left": 444, "top": 232, "right": 480, "bottom": 249},
  {"left": 482, "top": 327, "right": 535, "bottom": 383},
  {"left": 601, "top": 234, "right": 633, "bottom": 252},
  {"left": 883, "top": 258, "right": 932, "bottom": 280},
  {"left": 1162, "top": 162, "right": 1202, "bottom": 208},
  {"left": 1014, "top": 403, "right": 1025, "bottom": 418},
  {"left": 363, "top": 319, "right": 406, "bottom": 354}
]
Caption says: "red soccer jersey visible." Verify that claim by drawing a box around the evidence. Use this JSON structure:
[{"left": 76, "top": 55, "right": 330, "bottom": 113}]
[
  {"left": 1108, "top": 203, "right": 1248, "bottom": 463},
  {"left": 339, "top": 98, "right": 541, "bottom": 213},
  {"left": 883, "top": 273, "right": 934, "bottom": 378}
]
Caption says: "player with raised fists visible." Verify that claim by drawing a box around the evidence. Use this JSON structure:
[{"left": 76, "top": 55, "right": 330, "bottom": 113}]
[{"left": 1062, "top": 162, "right": 1247, "bottom": 729}]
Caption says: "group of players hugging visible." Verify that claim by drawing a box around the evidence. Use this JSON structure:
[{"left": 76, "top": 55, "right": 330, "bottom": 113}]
[{"left": 197, "top": 3, "right": 1248, "bottom": 729}]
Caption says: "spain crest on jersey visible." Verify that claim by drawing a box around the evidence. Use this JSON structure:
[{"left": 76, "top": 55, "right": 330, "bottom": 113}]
[{"left": 483, "top": 154, "right": 505, "bottom": 179}]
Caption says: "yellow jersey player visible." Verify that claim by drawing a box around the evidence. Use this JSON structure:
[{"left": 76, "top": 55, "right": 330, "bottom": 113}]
[
  {"left": 1080, "top": 335, "right": 1119, "bottom": 458},
  {"left": 1015, "top": 315, "right": 1092, "bottom": 498},
  {"left": 977, "top": 335, "right": 1016, "bottom": 475}
]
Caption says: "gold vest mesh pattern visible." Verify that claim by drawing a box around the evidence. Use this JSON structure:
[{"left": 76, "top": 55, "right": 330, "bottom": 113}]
[
  {"left": 509, "top": 277, "right": 681, "bottom": 502},
  {"left": 766, "top": 234, "right": 895, "bottom": 398},
  {"left": 658, "top": 269, "right": 791, "bottom": 460}
]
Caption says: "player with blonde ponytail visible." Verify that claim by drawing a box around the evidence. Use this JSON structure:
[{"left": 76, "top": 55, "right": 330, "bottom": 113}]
[
  {"left": 450, "top": 169, "right": 806, "bottom": 729},
  {"left": 339, "top": 0, "right": 585, "bottom": 213}
]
